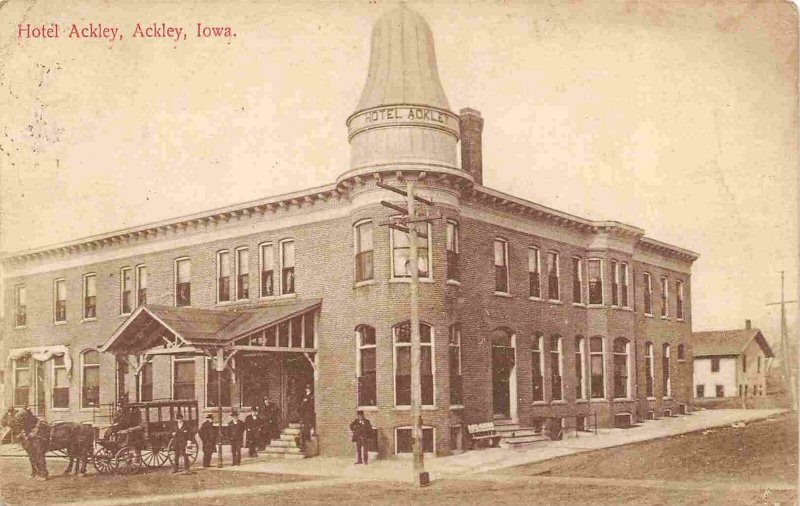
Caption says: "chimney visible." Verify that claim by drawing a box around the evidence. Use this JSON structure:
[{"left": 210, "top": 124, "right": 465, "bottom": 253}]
[
  {"left": 459, "top": 108, "right": 484, "bottom": 185},
  {"left": 745, "top": 319, "right": 752, "bottom": 330}
]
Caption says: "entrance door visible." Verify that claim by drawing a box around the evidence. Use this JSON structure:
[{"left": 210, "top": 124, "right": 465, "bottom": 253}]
[
  {"left": 491, "top": 329, "right": 516, "bottom": 419},
  {"left": 283, "top": 355, "right": 314, "bottom": 424}
]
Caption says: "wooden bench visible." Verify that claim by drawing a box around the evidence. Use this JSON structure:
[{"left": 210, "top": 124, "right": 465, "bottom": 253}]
[{"left": 467, "top": 422, "right": 501, "bottom": 448}]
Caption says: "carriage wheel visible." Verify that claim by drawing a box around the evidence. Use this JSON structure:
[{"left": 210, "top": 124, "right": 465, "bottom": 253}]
[
  {"left": 165, "top": 440, "right": 198, "bottom": 466},
  {"left": 114, "top": 446, "right": 142, "bottom": 475},
  {"left": 140, "top": 446, "right": 169, "bottom": 468},
  {"left": 92, "top": 447, "right": 116, "bottom": 475}
]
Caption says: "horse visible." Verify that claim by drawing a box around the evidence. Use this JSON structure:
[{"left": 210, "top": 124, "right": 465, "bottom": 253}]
[{"left": 3, "top": 408, "right": 94, "bottom": 479}]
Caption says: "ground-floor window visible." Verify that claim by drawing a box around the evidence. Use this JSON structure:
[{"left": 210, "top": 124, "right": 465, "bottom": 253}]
[
  {"left": 696, "top": 384, "right": 705, "bottom": 398},
  {"left": 14, "top": 357, "right": 31, "bottom": 407},
  {"left": 715, "top": 385, "right": 724, "bottom": 398},
  {"left": 395, "top": 426, "right": 434, "bottom": 454},
  {"left": 394, "top": 322, "right": 434, "bottom": 407},
  {"left": 140, "top": 362, "right": 153, "bottom": 402},
  {"left": 173, "top": 357, "right": 195, "bottom": 400},
  {"left": 81, "top": 350, "right": 101, "bottom": 408},
  {"left": 53, "top": 355, "right": 70, "bottom": 408}
]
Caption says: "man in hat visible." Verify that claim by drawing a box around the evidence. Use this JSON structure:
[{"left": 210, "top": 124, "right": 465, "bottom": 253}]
[
  {"left": 349, "top": 410, "right": 373, "bottom": 465},
  {"left": 198, "top": 414, "right": 217, "bottom": 468},
  {"left": 228, "top": 411, "right": 245, "bottom": 466},
  {"left": 245, "top": 410, "right": 260, "bottom": 457},
  {"left": 171, "top": 412, "right": 199, "bottom": 474}
]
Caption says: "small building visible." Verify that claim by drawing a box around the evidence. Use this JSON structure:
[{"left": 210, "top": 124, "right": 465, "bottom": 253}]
[{"left": 693, "top": 320, "right": 774, "bottom": 399}]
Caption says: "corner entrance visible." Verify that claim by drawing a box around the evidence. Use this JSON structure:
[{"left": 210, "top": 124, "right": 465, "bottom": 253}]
[{"left": 491, "top": 328, "right": 516, "bottom": 420}]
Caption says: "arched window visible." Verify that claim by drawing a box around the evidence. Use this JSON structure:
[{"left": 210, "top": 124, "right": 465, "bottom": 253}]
[
  {"left": 531, "top": 334, "right": 544, "bottom": 402},
  {"left": 550, "top": 336, "right": 563, "bottom": 401},
  {"left": 393, "top": 322, "right": 434, "bottom": 406},
  {"left": 613, "top": 338, "right": 630, "bottom": 399},
  {"left": 354, "top": 220, "right": 374, "bottom": 283},
  {"left": 449, "top": 324, "right": 463, "bottom": 405},
  {"left": 81, "top": 350, "right": 101, "bottom": 408},
  {"left": 357, "top": 325, "right": 377, "bottom": 407},
  {"left": 645, "top": 343, "right": 655, "bottom": 398},
  {"left": 589, "top": 337, "right": 605, "bottom": 399},
  {"left": 663, "top": 343, "right": 671, "bottom": 397},
  {"left": 575, "top": 336, "right": 586, "bottom": 400}
]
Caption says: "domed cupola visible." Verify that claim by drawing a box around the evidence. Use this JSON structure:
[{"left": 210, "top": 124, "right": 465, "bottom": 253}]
[{"left": 339, "top": 4, "right": 471, "bottom": 185}]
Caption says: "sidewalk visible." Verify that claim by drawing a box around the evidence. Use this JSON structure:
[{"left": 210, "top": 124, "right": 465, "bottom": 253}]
[{"left": 221, "top": 408, "right": 786, "bottom": 482}]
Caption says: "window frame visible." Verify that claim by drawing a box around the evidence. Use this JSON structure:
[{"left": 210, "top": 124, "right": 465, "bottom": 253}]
[
  {"left": 52, "top": 354, "right": 70, "bottom": 409},
  {"left": 676, "top": 280, "right": 685, "bottom": 320},
  {"left": 392, "top": 322, "right": 435, "bottom": 407},
  {"left": 54, "top": 278, "right": 67, "bottom": 323},
  {"left": 663, "top": 344, "right": 672, "bottom": 398},
  {"left": 216, "top": 250, "right": 232, "bottom": 303},
  {"left": 259, "top": 242, "right": 275, "bottom": 298},
  {"left": 174, "top": 257, "right": 192, "bottom": 307},
  {"left": 493, "top": 238, "right": 510, "bottom": 295},
  {"left": 611, "top": 260, "right": 619, "bottom": 307},
  {"left": 531, "top": 334, "right": 544, "bottom": 402},
  {"left": 645, "top": 342, "right": 655, "bottom": 398},
  {"left": 546, "top": 250, "right": 560, "bottom": 301},
  {"left": 205, "top": 357, "right": 232, "bottom": 408},
  {"left": 235, "top": 246, "right": 250, "bottom": 300},
  {"left": 13, "top": 356, "right": 31, "bottom": 407},
  {"left": 80, "top": 349, "right": 101, "bottom": 409},
  {"left": 139, "top": 361, "right": 154, "bottom": 402},
  {"left": 528, "top": 247, "right": 542, "bottom": 299},
  {"left": 449, "top": 324, "right": 463, "bottom": 406},
  {"left": 612, "top": 338, "right": 631, "bottom": 400},
  {"left": 660, "top": 276, "right": 669, "bottom": 318},
  {"left": 14, "top": 284, "right": 27, "bottom": 327},
  {"left": 135, "top": 264, "right": 147, "bottom": 307},
  {"left": 445, "top": 220, "right": 460, "bottom": 282},
  {"left": 389, "top": 222, "right": 433, "bottom": 281},
  {"left": 643, "top": 273, "right": 653, "bottom": 315},
  {"left": 550, "top": 335, "right": 564, "bottom": 402},
  {"left": 572, "top": 257, "right": 583, "bottom": 305},
  {"left": 395, "top": 426, "right": 435, "bottom": 455},
  {"left": 589, "top": 336, "right": 606, "bottom": 399},
  {"left": 587, "top": 258, "right": 604, "bottom": 306},
  {"left": 171, "top": 355, "right": 196, "bottom": 400},
  {"left": 354, "top": 220, "right": 375, "bottom": 284},
  {"left": 120, "top": 267, "right": 133, "bottom": 315},
  {"left": 575, "top": 336, "right": 587, "bottom": 400},
  {"left": 356, "top": 325, "right": 378, "bottom": 408},
  {"left": 619, "top": 262, "right": 630, "bottom": 308},
  {"left": 82, "top": 273, "right": 97, "bottom": 321},
  {"left": 710, "top": 357, "right": 720, "bottom": 373},
  {"left": 279, "top": 239, "right": 296, "bottom": 295}
]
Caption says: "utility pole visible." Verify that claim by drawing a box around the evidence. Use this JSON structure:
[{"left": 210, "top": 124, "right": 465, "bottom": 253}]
[
  {"left": 377, "top": 180, "right": 438, "bottom": 487},
  {"left": 766, "top": 271, "right": 797, "bottom": 410}
]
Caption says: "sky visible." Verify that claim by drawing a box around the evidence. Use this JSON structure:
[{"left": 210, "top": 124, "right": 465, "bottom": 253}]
[{"left": 0, "top": 0, "right": 797, "bottom": 345}]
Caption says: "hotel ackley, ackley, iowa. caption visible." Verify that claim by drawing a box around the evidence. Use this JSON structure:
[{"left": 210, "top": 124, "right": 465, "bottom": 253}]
[{"left": 1, "top": 5, "right": 698, "bottom": 458}]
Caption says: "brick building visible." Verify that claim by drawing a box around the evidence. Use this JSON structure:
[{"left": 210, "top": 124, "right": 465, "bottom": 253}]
[{"left": 1, "top": 5, "right": 698, "bottom": 457}]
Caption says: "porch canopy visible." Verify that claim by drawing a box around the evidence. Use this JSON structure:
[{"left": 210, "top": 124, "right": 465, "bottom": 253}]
[{"left": 99, "top": 299, "right": 322, "bottom": 371}]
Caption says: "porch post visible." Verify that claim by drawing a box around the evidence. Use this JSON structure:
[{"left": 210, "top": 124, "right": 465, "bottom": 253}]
[{"left": 216, "top": 348, "right": 224, "bottom": 469}]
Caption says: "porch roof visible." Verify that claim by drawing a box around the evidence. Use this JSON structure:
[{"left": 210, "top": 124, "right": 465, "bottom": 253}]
[{"left": 100, "top": 298, "right": 322, "bottom": 355}]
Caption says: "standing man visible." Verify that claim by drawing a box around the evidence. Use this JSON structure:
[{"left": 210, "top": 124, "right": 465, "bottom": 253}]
[
  {"left": 228, "top": 411, "right": 245, "bottom": 466},
  {"left": 299, "top": 385, "right": 315, "bottom": 446},
  {"left": 198, "top": 414, "right": 217, "bottom": 468},
  {"left": 171, "top": 412, "right": 199, "bottom": 474},
  {"left": 349, "top": 410, "right": 373, "bottom": 465},
  {"left": 244, "top": 411, "right": 260, "bottom": 457}
]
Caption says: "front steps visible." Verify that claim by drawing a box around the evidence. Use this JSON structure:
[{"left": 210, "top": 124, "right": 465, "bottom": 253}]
[
  {"left": 492, "top": 420, "right": 549, "bottom": 449},
  {"left": 259, "top": 423, "right": 314, "bottom": 459}
]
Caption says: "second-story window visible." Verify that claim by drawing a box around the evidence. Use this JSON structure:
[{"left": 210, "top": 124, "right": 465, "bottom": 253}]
[
  {"left": 217, "top": 251, "right": 231, "bottom": 303},
  {"left": 676, "top": 280, "right": 684, "bottom": 319},
  {"left": 494, "top": 239, "right": 509, "bottom": 294},
  {"left": 611, "top": 260, "right": 619, "bottom": 306},
  {"left": 643, "top": 273, "right": 653, "bottom": 315},
  {"left": 54, "top": 279, "right": 67, "bottom": 322},
  {"left": 83, "top": 274, "right": 97, "bottom": 319},
  {"left": 15, "top": 285, "right": 27, "bottom": 327},
  {"left": 354, "top": 221, "right": 374, "bottom": 283},
  {"left": 392, "top": 224, "right": 431, "bottom": 279},
  {"left": 528, "top": 247, "right": 541, "bottom": 298},
  {"left": 121, "top": 268, "right": 133, "bottom": 314},
  {"left": 281, "top": 240, "right": 295, "bottom": 294},
  {"left": 236, "top": 248, "right": 250, "bottom": 300},
  {"left": 260, "top": 243, "right": 274, "bottom": 297},
  {"left": 446, "top": 221, "right": 460, "bottom": 282},
  {"left": 572, "top": 257, "right": 583, "bottom": 304},
  {"left": 136, "top": 265, "right": 147, "bottom": 306},
  {"left": 587, "top": 259, "right": 603, "bottom": 305},
  {"left": 661, "top": 276, "right": 669, "bottom": 317},
  {"left": 547, "top": 251, "right": 560, "bottom": 301},
  {"left": 175, "top": 258, "right": 191, "bottom": 307},
  {"left": 619, "top": 263, "right": 629, "bottom": 308}
]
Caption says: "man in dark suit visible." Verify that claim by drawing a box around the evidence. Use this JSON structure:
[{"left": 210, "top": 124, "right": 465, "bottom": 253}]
[
  {"left": 349, "top": 410, "right": 373, "bottom": 465},
  {"left": 198, "top": 414, "right": 217, "bottom": 468},
  {"left": 228, "top": 411, "right": 245, "bottom": 466},
  {"left": 244, "top": 411, "right": 260, "bottom": 457},
  {"left": 171, "top": 412, "right": 198, "bottom": 474}
]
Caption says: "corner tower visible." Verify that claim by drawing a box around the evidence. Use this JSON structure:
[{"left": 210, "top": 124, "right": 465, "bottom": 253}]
[{"left": 340, "top": 4, "right": 470, "bottom": 184}]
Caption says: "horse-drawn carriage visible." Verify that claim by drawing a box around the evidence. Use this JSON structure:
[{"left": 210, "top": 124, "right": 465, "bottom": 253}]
[{"left": 93, "top": 399, "right": 200, "bottom": 475}]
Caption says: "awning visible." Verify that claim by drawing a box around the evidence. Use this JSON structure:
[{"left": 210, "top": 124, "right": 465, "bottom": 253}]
[
  {"left": 100, "top": 299, "right": 322, "bottom": 356},
  {"left": 7, "top": 345, "right": 72, "bottom": 375}
]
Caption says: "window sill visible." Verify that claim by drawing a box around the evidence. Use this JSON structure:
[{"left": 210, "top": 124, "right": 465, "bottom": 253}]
[
  {"left": 572, "top": 303, "right": 586, "bottom": 308},
  {"left": 445, "top": 279, "right": 461, "bottom": 286},
  {"left": 644, "top": 313, "right": 654, "bottom": 318},
  {"left": 660, "top": 316, "right": 670, "bottom": 320},
  {"left": 646, "top": 397, "right": 656, "bottom": 401},
  {"left": 494, "top": 291, "right": 512, "bottom": 298},
  {"left": 54, "top": 320, "right": 68, "bottom": 326},
  {"left": 613, "top": 398, "right": 635, "bottom": 402},
  {"left": 590, "top": 398, "right": 607, "bottom": 403},
  {"left": 51, "top": 408, "right": 70, "bottom": 412},
  {"left": 259, "top": 293, "right": 298, "bottom": 301},
  {"left": 528, "top": 296, "right": 544, "bottom": 302},
  {"left": 547, "top": 300, "right": 563, "bottom": 305},
  {"left": 354, "top": 280, "right": 377, "bottom": 288},
  {"left": 356, "top": 406, "right": 379, "bottom": 412},
  {"left": 677, "top": 318, "right": 685, "bottom": 322},
  {"left": 532, "top": 401, "right": 547, "bottom": 406},
  {"left": 390, "top": 278, "right": 435, "bottom": 284},
  {"left": 449, "top": 405, "right": 464, "bottom": 410},
  {"left": 620, "top": 307, "right": 634, "bottom": 312},
  {"left": 14, "top": 325, "right": 27, "bottom": 330},
  {"left": 575, "top": 399, "right": 589, "bottom": 404},
  {"left": 393, "top": 406, "right": 437, "bottom": 411},
  {"left": 81, "top": 318, "right": 97, "bottom": 323},
  {"left": 550, "top": 400, "right": 567, "bottom": 405},
  {"left": 587, "top": 304, "right": 605, "bottom": 309}
]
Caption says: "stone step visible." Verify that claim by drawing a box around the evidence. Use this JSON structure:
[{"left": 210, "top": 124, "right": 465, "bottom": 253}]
[
  {"left": 497, "top": 429, "right": 543, "bottom": 438},
  {"left": 500, "top": 434, "right": 549, "bottom": 447},
  {"left": 269, "top": 439, "right": 300, "bottom": 448},
  {"left": 288, "top": 423, "right": 302, "bottom": 429},
  {"left": 280, "top": 434, "right": 298, "bottom": 441},
  {"left": 261, "top": 445, "right": 303, "bottom": 455},
  {"left": 282, "top": 428, "right": 301, "bottom": 436},
  {"left": 257, "top": 452, "right": 306, "bottom": 460},
  {"left": 492, "top": 425, "right": 522, "bottom": 433}
]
